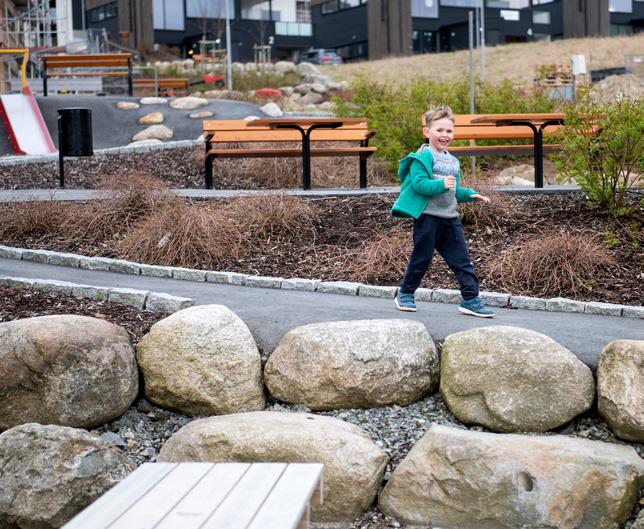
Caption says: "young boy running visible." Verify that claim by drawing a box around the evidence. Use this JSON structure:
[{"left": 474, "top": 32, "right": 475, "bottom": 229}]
[{"left": 391, "top": 105, "right": 495, "bottom": 318}]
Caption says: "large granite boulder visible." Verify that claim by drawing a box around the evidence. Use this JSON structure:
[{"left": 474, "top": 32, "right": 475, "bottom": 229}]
[
  {"left": 265, "top": 320, "right": 439, "bottom": 410},
  {"left": 379, "top": 424, "right": 644, "bottom": 529},
  {"left": 598, "top": 340, "right": 644, "bottom": 442},
  {"left": 158, "top": 411, "right": 388, "bottom": 522},
  {"left": 0, "top": 423, "right": 136, "bottom": 529},
  {"left": 169, "top": 96, "right": 209, "bottom": 109},
  {"left": 440, "top": 326, "right": 595, "bottom": 432},
  {"left": 131, "top": 124, "right": 173, "bottom": 141},
  {"left": 0, "top": 315, "right": 138, "bottom": 431},
  {"left": 136, "top": 305, "right": 265, "bottom": 416}
]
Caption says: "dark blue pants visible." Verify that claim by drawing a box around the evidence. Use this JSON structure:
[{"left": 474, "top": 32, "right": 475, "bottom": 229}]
[{"left": 400, "top": 214, "right": 479, "bottom": 300}]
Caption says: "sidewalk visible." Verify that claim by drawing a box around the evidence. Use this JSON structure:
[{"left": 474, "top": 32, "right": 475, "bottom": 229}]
[
  {"left": 2, "top": 257, "right": 641, "bottom": 369},
  {"left": 0, "top": 185, "right": 582, "bottom": 203}
]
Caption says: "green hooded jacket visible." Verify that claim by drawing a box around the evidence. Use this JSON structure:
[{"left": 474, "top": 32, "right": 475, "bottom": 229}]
[{"left": 391, "top": 145, "right": 477, "bottom": 219}]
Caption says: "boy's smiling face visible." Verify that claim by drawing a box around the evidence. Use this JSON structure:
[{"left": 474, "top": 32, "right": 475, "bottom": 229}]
[{"left": 424, "top": 117, "right": 455, "bottom": 153}]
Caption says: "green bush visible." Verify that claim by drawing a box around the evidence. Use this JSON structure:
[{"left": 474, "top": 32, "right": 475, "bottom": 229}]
[
  {"left": 333, "top": 75, "right": 558, "bottom": 171},
  {"left": 554, "top": 97, "right": 643, "bottom": 217}
]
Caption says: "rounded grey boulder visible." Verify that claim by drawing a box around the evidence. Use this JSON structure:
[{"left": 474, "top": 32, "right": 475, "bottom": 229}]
[
  {"left": 0, "top": 315, "right": 138, "bottom": 431},
  {"left": 440, "top": 326, "right": 595, "bottom": 432},
  {"left": 264, "top": 319, "right": 439, "bottom": 410},
  {"left": 0, "top": 423, "right": 136, "bottom": 529}
]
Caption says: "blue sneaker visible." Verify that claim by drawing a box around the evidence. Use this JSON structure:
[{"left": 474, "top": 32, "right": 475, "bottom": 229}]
[
  {"left": 395, "top": 291, "right": 417, "bottom": 312},
  {"left": 459, "top": 296, "right": 495, "bottom": 318}
]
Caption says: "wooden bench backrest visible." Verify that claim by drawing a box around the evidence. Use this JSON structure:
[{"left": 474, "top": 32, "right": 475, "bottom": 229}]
[
  {"left": 204, "top": 119, "right": 372, "bottom": 143},
  {"left": 133, "top": 78, "right": 189, "bottom": 88},
  {"left": 43, "top": 54, "right": 132, "bottom": 69},
  {"left": 422, "top": 113, "right": 563, "bottom": 140}
]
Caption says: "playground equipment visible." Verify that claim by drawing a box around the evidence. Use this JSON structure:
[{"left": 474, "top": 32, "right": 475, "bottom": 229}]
[{"left": 0, "top": 49, "right": 56, "bottom": 155}]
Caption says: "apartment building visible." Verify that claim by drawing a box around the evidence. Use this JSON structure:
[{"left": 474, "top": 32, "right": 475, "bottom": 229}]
[
  {"left": 311, "top": 0, "right": 644, "bottom": 61},
  {"left": 84, "top": 0, "right": 315, "bottom": 61}
]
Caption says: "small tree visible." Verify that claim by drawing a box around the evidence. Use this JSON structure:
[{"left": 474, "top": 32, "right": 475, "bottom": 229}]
[{"left": 554, "top": 97, "right": 643, "bottom": 217}]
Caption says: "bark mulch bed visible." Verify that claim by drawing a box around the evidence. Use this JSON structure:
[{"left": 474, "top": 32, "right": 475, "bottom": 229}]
[{"left": 1, "top": 192, "right": 642, "bottom": 306}]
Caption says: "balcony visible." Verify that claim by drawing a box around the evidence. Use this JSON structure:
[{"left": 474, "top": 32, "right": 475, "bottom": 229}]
[{"left": 275, "top": 21, "right": 313, "bottom": 36}]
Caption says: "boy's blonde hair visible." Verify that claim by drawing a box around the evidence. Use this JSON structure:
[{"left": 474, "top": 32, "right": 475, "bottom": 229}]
[{"left": 424, "top": 105, "right": 455, "bottom": 127}]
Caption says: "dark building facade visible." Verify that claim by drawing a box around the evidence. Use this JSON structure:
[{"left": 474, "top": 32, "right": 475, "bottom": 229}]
[
  {"left": 311, "top": 0, "right": 643, "bottom": 62},
  {"left": 83, "top": 0, "right": 315, "bottom": 61}
]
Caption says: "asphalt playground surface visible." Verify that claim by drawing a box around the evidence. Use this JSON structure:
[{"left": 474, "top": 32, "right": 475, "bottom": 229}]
[
  {"left": 1, "top": 257, "right": 642, "bottom": 370},
  {"left": 0, "top": 95, "right": 267, "bottom": 155}
]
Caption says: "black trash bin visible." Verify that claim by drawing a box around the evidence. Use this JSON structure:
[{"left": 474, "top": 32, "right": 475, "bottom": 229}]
[{"left": 57, "top": 108, "right": 93, "bottom": 187}]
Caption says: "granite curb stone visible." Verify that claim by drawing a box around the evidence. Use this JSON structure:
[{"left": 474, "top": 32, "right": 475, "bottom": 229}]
[
  {"left": 244, "top": 275, "right": 283, "bottom": 289},
  {"left": 1, "top": 274, "right": 193, "bottom": 312},
  {"left": 0, "top": 246, "right": 641, "bottom": 318}
]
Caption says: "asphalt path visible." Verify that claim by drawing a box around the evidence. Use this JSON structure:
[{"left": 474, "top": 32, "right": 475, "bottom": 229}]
[{"left": 2, "top": 257, "right": 642, "bottom": 369}]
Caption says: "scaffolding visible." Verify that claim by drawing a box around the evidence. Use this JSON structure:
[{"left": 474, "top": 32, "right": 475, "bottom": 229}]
[{"left": 1, "top": 0, "right": 59, "bottom": 50}]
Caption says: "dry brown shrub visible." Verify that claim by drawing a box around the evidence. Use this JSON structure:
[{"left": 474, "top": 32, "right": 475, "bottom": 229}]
[
  {"left": 63, "top": 173, "right": 183, "bottom": 243},
  {"left": 488, "top": 230, "right": 615, "bottom": 297},
  {"left": 223, "top": 194, "right": 320, "bottom": 242},
  {"left": 0, "top": 200, "right": 72, "bottom": 241},
  {"left": 341, "top": 228, "right": 411, "bottom": 283},
  {"left": 117, "top": 202, "right": 246, "bottom": 268}
]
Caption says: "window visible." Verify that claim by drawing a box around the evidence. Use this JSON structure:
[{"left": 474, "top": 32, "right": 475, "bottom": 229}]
[
  {"left": 610, "top": 23, "right": 634, "bottom": 34},
  {"left": 440, "top": 0, "right": 477, "bottom": 7},
  {"left": 296, "top": 1, "right": 312, "bottom": 22},
  {"left": 533, "top": 10, "right": 549, "bottom": 23},
  {"left": 500, "top": 9, "right": 520, "bottom": 19},
  {"left": 321, "top": 0, "right": 339, "bottom": 13},
  {"left": 532, "top": 0, "right": 553, "bottom": 3},
  {"left": 412, "top": 0, "right": 439, "bottom": 18},
  {"left": 241, "top": 0, "right": 271, "bottom": 20},
  {"left": 153, "top": 0, "right": 185, "bottom": 30},
  {"left": 487, "top": 0, "right": 528, "bottom": 7},
  {"left": 609, "top": 0, "right": 632, "bottom": 11},
  {"left": 186, "top": 0, "right": 230, "bottom": 18},
  {"left": 339, "top": 0, "right": 361, "bottom": 7},
  {"left": 413, "top": 30, "right": 437, "bottom": 52}
]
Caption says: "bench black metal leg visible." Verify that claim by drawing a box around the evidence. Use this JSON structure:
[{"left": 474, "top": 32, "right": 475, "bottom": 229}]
[
  {"left": 359, "top": 157, "right": 367, "bottom": 188},
  {"left": 205, "top": 154, "right": 214, "bottom": 189},
  {"left": 43, "top": 72, "right": 48, "bottom": 97},
  {"left": 534, "top": 131, "right": 544, "bottom": 189}
]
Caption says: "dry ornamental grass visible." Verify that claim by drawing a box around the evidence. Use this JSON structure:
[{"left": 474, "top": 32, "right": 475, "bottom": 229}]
[{"left": 489, "top": 230, "right": 616, "bottom": 298}]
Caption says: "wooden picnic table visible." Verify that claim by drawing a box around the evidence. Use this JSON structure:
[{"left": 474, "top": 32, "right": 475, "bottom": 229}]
[
  {"left": 247, "top": 117, "right": 369, "bottom": 190},
  {"left": 60, "top": 462, "right": 324, "bottom": 529},
  {"left": 470, "top": 113, "right": 565, "bottom": 187}
]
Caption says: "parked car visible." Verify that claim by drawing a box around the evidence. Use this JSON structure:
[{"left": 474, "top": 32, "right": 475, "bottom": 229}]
[{"left": 297, "top": 49, "right": 343, "bottom": 65}]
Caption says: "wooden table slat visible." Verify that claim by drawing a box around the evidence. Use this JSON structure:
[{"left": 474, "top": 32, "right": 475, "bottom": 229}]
[
  {"left": 246, "top": 464, "right": 324, "bottom": 529},
  {"left": 154, "top": 463, "right": 251, "bottom": 529},
  {"left": 108, "top": 463, "right": 213, "bottom": 529},
  {"left": 200, "top": 463, "right": 287, "bottom": 529},
  {"left": 61, "top": 463, "right": 177, "bottom": 529}
]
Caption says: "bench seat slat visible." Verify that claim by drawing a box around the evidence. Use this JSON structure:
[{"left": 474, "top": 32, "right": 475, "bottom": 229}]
[
  {"left": 449, "top": 144, "right": 560, "bottom": 156},
  {"left": 108, "top": 463, "right": 214, "bottom": 529},
  {"left": 45, "top": 72, "right": 130, "bottom": 78},
  {"left": 154, "top": 463, "right": 251, "bottom": 529},
  {"left": 453, "top": 127, "right": 561, "bottom": 140},
  {"left": 61, "top": 463, "right": 177, "bottom": 529},
  {"left": 209, "top": 147, "right": 377, "bottom": 157},
  {"left": 246, "top": 464, "right": 324, "bottom": 529},
  {"left": 201, "top": 463, "right": 288, "bottom": 529}
]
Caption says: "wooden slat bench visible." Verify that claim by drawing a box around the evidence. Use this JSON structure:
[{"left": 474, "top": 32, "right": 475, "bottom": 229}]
[
  {"left": 203, "top": 118, "right": 377, "bottom": 190},
  {"left": 422, "top": 112, "right": 565, "bottom": 187},
  {"left": 133, "top": 77, "right": 190, "bottom": 96},
  {"left": 61, "top": 462, "right": 324, "bottom": 529},
  {"left": 42, "top": 53, "right": 133, "bottom": 96}
]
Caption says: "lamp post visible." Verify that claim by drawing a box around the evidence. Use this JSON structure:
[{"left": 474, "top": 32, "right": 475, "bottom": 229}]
[{"left": 225, "top": 0, "right": 233, "bottom": 94}]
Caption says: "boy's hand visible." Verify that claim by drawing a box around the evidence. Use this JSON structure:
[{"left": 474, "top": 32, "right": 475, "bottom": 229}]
[
  {"left": 471, "top": 193, "right": 491, "bottom": 203},
  {"left": 443, "top": 176, "right": 456, "bottom": 190}
]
